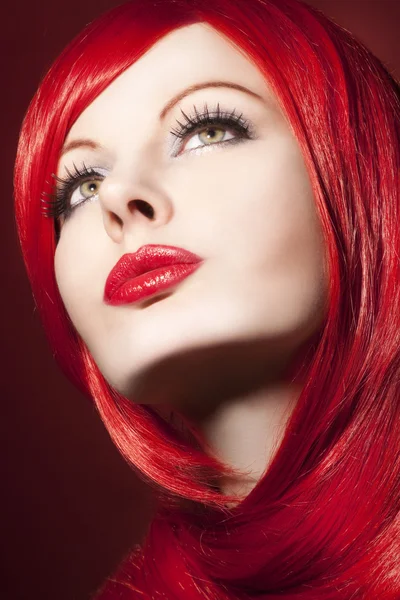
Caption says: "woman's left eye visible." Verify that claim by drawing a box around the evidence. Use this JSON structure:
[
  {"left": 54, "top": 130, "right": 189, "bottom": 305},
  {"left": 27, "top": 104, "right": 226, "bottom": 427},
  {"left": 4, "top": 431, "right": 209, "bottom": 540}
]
[
  {"left": 182, "top": 126, "right": 236, "bottom": 152},
  {"left": 170, "top": 103, "right": 254, "bottom": 155}
]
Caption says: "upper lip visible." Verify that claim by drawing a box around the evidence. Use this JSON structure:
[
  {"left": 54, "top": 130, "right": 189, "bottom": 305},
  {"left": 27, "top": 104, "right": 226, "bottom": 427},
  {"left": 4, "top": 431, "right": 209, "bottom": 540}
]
[{"left": 104, "top": 244, "right": 204, "bottom": 302}]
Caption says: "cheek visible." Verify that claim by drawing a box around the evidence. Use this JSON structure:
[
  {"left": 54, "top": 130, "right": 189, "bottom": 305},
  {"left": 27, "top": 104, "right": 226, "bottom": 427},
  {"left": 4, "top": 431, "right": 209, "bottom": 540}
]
[
  {"left": 54, "top": 238, "right": 82, "bottom": 326},
  {"left": 205, "top": 139, "right": 328, "bottom": 333},
  {"left": 53, "top": 216, "right": 106, "bottom": 327},
  {"left": 202, "top": 138, "right": 325, "bottom": 274},
  {"left": 54, "top": 235, "right": 73, "bottom": 307}
]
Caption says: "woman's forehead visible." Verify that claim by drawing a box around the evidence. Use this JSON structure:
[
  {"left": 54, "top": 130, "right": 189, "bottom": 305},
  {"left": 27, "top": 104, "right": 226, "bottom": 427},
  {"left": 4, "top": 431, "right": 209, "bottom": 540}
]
[{"left": 65, "top": 22, "right": 278, "bottom": 143}]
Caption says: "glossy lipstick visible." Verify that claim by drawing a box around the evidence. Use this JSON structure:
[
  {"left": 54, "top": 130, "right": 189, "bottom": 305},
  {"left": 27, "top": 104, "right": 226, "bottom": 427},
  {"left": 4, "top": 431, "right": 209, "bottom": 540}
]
[{"left": 104, "top": 244, "right": 204, "bottom": 306}]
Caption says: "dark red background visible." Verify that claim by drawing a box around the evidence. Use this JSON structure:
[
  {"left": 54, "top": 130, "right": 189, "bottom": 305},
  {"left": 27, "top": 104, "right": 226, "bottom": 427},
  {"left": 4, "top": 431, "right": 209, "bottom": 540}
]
[{"left": 2, "top": 1, "right": 399, "bottom": 598}]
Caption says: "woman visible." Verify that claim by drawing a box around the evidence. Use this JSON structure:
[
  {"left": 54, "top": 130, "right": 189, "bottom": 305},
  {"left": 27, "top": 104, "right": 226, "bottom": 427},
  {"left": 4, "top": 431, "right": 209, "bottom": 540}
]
[{"left": 14, "top": 0, "right": 400, "bottom": 597}]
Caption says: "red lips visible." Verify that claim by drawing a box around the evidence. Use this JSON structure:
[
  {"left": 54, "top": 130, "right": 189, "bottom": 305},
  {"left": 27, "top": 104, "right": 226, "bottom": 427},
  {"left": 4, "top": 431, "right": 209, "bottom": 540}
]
[{"left": 104, "top": 244, "right": 204, "bottom": 306}]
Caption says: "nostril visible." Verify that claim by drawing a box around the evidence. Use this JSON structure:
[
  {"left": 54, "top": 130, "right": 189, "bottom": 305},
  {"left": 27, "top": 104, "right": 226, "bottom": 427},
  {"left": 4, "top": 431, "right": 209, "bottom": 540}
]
[{"left": 131, "top": 199, "right": 155, "bottom": 219}]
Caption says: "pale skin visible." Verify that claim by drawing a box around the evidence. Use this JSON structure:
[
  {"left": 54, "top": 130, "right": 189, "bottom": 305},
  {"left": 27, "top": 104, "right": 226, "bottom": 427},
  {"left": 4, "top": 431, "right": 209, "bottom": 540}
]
[{"left": 54, "top": 23, "right": 329, "bottom": 501}]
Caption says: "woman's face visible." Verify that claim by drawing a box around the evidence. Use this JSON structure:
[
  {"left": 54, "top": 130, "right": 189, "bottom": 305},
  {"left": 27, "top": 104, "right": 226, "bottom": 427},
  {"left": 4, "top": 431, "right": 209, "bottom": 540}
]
[{"left": 54, "top": 22, "right": 328, "bottom": 400}]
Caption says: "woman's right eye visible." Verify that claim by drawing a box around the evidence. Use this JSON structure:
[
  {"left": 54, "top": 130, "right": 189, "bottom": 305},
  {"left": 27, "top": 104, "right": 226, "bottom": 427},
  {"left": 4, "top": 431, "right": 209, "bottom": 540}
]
[
  {"left": 42, "top": 164, "right": 109, "bottom": 220},
  {"left": 69, "top": 176, "right": 104, "bottom": 208}
]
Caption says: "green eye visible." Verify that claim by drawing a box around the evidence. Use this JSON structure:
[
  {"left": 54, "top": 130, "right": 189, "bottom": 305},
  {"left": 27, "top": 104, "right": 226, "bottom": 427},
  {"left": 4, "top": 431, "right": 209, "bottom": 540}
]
[
  {"left": 80, "top": 179, "right": 101, "bottom": 198},
  {"left": 43, "top": 163, "right": 109, "bottom": 220},
  {"left": 70, "top": 177, "right": 103, "bottom": 208}
]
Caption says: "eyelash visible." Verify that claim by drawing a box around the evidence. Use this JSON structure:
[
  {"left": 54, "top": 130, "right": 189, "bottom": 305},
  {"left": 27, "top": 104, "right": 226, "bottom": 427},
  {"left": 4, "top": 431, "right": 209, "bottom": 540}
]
[{"left": 41, "top": 102, "right": 254, "bottom": 221}]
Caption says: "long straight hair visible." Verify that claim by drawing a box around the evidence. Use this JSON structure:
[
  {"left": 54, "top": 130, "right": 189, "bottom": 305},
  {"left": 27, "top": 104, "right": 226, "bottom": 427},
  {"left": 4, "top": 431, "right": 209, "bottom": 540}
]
[{"left": 14, "top": 0, "right": 400, "bottom": 597}]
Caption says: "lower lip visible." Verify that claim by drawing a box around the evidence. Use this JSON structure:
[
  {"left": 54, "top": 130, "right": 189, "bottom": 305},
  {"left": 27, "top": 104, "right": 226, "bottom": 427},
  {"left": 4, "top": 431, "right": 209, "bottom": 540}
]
[{"left": 106, "top": 262, "right": 202, "bottom": 306}]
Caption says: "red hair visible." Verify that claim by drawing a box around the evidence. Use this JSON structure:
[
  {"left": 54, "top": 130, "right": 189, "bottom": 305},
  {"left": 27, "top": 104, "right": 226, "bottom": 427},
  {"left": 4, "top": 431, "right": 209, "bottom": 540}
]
[{"left": 14, "top": 0, "right": 400, "bottom": 597}]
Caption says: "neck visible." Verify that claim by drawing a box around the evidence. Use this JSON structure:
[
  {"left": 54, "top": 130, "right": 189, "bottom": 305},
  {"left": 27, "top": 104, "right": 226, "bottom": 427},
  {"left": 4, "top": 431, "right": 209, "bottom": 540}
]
[
  {"left": 193, "top": 380, "right": 302, "bottom": 501},
  {"left": 143, "top": 336, "right": 312, "bottom": 504}
]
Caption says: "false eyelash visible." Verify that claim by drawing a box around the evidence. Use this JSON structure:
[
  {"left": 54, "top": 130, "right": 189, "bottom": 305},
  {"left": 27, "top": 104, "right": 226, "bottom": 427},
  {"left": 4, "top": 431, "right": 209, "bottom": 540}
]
[
  {"left": 170, "top": 101, "right": 252, "bottom": 143},
  {"left": 41, "top": 162, "right": 104, "bottom": 219}
]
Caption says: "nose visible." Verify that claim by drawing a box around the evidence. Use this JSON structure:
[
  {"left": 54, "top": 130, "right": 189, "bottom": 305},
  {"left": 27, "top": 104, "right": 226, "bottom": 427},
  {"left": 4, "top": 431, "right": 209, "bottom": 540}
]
[{"left": 98, "top": 174, "right": 173, "bottom": 243}]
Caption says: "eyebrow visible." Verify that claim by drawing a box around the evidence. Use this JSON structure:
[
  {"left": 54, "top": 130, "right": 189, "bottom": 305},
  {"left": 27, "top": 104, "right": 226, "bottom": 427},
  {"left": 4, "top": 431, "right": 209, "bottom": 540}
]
[
  {"left": 60, "top": 80, "right": 264, "bottom": 157},
  {"left": 159, "top": 80, "right": 264, "bottom": 119},
  {"left": 60, "top": 138, "right": 103, "bottom": 157}
]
